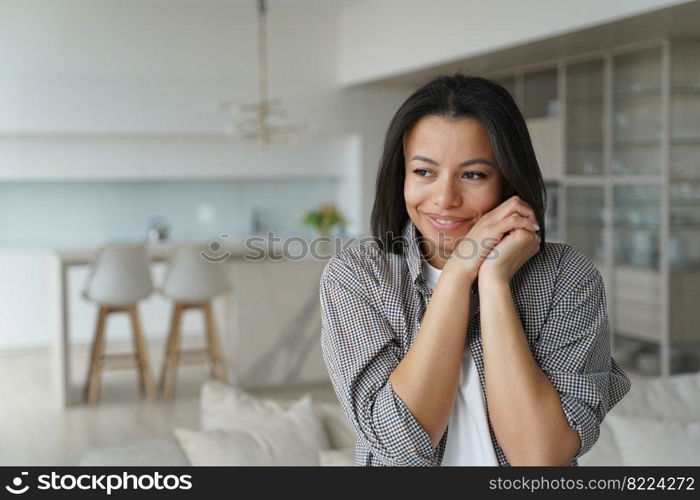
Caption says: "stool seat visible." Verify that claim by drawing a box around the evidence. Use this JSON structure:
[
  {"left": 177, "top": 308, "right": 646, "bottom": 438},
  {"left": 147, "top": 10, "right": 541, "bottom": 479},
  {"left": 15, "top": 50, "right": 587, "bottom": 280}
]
[
  {"left": 83, "top": 244, "right": 154, "bottom": 306},
  {"left": 82, "top": 244, "right": 156, "bottom": 405},
  {"left": 161, "top": 244, "right": 229, "bottom": 303},
  {"left": 158, "top": 244, "right": 230, "bottom": 398}
]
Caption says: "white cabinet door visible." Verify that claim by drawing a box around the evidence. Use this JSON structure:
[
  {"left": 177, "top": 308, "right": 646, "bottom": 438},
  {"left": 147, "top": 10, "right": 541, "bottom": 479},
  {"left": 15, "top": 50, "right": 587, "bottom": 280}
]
[{"left": 528, "top": 117, "right": 562, "bottom": 181}]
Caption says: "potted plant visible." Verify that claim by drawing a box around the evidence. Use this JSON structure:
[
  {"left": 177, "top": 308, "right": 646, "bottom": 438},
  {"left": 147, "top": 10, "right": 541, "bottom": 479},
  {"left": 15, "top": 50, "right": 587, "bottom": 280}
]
[{"left": 301, "top": 203, "right": 346, "bottom": 256}]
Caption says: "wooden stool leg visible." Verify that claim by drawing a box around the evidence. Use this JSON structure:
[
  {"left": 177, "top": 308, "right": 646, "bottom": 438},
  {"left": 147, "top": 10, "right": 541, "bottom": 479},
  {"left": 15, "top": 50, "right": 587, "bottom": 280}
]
[
  {"left": 160, "top": 303, "right": 183, "bottom": 399},
  {"left": 128, "top": 305, "right": 156, "bottom": 400},
  {"left": 85, "top": 306, "right": 108, "bottom": 405},
  {"left": 203, "top": 301, "right": 228, "bottom": 383}
]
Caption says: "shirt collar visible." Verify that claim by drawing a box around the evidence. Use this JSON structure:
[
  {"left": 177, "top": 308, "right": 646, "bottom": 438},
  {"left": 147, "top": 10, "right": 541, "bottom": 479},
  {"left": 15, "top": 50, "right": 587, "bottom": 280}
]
[{"left": 402, "top": 218, "right": 424, "bottom": 286}]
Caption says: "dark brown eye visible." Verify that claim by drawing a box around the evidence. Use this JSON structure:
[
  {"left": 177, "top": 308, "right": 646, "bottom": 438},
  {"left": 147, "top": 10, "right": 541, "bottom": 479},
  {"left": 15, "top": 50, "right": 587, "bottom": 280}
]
[{"left": 463, "top": 172, "right": 486, "bottom": 180}]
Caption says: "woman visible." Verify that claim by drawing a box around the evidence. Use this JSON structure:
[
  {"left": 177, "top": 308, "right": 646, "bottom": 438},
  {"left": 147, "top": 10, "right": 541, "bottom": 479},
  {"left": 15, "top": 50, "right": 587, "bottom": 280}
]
[{"left": 320, "top": 74, "right": 631, "bottom": 467}]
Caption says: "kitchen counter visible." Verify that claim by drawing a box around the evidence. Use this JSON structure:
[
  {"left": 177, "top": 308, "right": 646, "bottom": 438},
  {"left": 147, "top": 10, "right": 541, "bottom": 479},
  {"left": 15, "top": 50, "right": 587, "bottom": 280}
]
[{"left": 51, "top": 235, "right": 287, "bottom": 265}]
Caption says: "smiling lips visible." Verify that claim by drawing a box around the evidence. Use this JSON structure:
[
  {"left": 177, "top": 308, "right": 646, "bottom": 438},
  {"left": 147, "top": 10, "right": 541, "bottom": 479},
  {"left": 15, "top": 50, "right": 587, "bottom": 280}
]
[{"left": 423, "top": 212, "right": 469, "bottom": 231}]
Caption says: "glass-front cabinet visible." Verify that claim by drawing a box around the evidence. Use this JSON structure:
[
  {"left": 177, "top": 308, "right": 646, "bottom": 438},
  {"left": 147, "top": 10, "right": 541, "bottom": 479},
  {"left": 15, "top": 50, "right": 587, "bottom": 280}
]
[
  {"left": 490, "top": 40, "right": 700, "bottom": 377},
  {"left": 565, "top": 40, "right": 700, "bottom": 376}
]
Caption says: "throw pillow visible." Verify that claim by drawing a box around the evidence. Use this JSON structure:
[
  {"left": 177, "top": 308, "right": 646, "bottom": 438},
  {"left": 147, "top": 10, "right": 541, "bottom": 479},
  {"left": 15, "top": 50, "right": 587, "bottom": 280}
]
[
  {"left": 175, "top": 394, "right": 329, "bottom": 466},
  {"left": 613, "top": 372, "right": 700, "bottom": 421},
  {"left": 200, "top": 380, "right": 287, "bottom": 431},
  {"left": 605, "top": 413, "right": 700, "bottom": 466}
]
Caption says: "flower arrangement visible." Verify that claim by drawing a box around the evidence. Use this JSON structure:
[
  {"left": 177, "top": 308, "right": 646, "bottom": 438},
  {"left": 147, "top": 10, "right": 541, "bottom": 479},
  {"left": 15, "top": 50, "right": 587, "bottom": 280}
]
[{"left": 301, "top": 203, "right": 346, "bottom": 236}]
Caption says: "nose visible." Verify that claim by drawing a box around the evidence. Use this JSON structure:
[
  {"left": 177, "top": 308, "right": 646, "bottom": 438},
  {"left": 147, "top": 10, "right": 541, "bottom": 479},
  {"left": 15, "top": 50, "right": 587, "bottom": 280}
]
[{"left": 433, "top": 176, "right": 462, "bottom": 209}]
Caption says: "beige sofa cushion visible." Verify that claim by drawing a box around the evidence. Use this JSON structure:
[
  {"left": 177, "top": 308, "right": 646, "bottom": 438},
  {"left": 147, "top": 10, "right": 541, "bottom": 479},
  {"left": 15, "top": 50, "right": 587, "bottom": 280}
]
[
  {"left": 175, "top": 394, "right": 329, "bottom": 466},
  {"left": 201, "top": 380, "right": 356, "bottom": 450}
]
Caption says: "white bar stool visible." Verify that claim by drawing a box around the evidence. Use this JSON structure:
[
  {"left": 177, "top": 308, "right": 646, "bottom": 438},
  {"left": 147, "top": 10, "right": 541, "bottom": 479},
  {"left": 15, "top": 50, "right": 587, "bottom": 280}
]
[
  {"left": 82, "top": 244, "right": 156, "bottom": 405},
  {"left": 159, "top": 243, "right": 230, "bottom": 398}
]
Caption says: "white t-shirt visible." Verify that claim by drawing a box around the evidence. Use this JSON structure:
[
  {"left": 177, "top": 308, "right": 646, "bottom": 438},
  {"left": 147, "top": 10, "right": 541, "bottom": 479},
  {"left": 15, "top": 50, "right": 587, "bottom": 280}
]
[{"left": 421, "top": 258, "right": 499, "bottom": 466}]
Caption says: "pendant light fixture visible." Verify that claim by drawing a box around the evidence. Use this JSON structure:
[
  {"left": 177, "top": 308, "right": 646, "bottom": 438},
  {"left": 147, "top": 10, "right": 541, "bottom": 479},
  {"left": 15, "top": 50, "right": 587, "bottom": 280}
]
[{"left": 219, "top": 0, "right": 307, "bottom": 150}]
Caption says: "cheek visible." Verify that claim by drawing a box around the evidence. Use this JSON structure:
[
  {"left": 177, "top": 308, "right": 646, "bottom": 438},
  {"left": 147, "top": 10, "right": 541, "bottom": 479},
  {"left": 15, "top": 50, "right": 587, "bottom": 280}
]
[
  {"left": 471, "top": 181, "right": 504, "bottom": 211},
  {"left": 403, "top": 180, "right": 424, "bottom": 208}
]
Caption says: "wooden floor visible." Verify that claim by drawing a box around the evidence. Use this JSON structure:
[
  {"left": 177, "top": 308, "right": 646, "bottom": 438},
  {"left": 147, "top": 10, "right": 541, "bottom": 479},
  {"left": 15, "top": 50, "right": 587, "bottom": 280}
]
[{"left": 0, "top": 342, "right": 338, "bottom": 466}]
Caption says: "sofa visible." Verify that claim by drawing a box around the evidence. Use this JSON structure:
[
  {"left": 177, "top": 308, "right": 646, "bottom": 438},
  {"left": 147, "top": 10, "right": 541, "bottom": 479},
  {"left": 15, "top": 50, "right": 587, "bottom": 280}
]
[{"left": 79, "top": 371, "right": 700, "bottom": 466}]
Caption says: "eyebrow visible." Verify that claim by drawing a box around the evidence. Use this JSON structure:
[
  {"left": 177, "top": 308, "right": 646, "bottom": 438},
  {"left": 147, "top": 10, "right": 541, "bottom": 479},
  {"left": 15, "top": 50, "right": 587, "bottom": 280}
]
[{"left": 409, "top": 155, "right": 495, "bottom": 169}]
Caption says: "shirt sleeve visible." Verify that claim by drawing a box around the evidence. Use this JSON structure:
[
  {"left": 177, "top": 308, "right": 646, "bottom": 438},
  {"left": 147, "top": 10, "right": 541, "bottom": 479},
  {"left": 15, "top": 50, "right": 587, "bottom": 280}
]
[
  {"left": 319, "top": 254, "right": 441, "bottom": 466},
  {"left": 534, "top": 245, "right": 631, "bottom": 462}
]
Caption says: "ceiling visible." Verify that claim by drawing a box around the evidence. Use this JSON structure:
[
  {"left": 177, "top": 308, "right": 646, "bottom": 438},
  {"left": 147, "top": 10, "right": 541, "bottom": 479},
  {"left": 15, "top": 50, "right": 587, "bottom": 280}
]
[{"left": 375, "top": 0, "right": 700, "bottom": 87}]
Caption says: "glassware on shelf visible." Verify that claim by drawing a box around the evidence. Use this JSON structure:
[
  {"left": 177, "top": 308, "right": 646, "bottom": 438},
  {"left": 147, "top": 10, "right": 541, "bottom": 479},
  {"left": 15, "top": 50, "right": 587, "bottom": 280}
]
[
  {"left": 566, "top": 186, "right": 605, "bottom": 262},
  {"left": 668, "top": 236, "right": 689, "bottom": 268},
  {"left": 614, "top": 186, "right": 661, "bottom": 268},
  {"left": 523, "top": 68, "right": 558, "bottom": 119},
  {"left": 566, "top": 59, "right": 604, "bottom": 175},
  {"left": 613, "top": 47, "right": 663, "bottom": 176},
  {"left": 612, "top": 142, "right": 662, "bottom": 175},
  {"left": 671, "top": 95, "right": 700, "bottom": 139},
  {"left": 614, "top": 46, "right": 663, "bottom": 96},
  {"left": 670, "top": 180, "right": 700, "bottom": 268},
  {"left": 670, "top": 42, "right": 700, "bottom": 178},
  {"left": 670, "top": 143, "right": 700, "bottom": 178},
  {"left": 614, "top": 98, "right": 662, "bottom": 144}
]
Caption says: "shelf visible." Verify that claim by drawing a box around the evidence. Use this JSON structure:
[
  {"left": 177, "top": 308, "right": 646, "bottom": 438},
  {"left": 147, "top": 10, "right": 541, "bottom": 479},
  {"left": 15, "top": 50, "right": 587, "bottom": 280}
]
[
  {"left": 670, "top": 86, "right": 700, "bottom": 95},
  {"left": 567, "top": 142, "right": 604, "bottom": 150},
  {"left": 566, "top": 98, "right": 603, "bottom": 107},
  {"left": 568, "top": 219, "right": 700, "bottom": 229},
  {"left": 671, "top": 137, "right": 700, "bottom": 145},
  {"left": 613, "top": 200, "right": 660, "bottom": 207},
  {"left": 613, "top": 88, "right": 661, "bottom": 101},
  {"left": 614, "top": 223, "right": 659, "bottom": 230},
  {"left": 614, "top": 138, "right": 661, "bottom": 147},
  {"left": 670, "top": 199, "right": 700, "bottom": 206},
  {"left": 567, "top": 219, "right": 604, "bottom": 226},
  {"left": 567, "top": 200, "right": 604, "bottom": 206},
  {"left": 671, "top": 176, "right": 700, "bottom": 182}
]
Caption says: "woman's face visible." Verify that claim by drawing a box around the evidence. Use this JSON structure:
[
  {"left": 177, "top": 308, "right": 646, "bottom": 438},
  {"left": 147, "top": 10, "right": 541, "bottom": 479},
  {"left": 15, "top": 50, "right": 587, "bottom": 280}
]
[{"left": 403, "top": 115, "right": 506, "bottom": 268}]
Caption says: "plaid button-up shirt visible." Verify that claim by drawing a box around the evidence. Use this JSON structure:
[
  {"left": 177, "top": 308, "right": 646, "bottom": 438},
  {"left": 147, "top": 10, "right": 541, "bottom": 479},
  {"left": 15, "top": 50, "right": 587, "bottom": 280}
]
[{"left": 320, "top": 218, "right": 631, "bottom": 466}]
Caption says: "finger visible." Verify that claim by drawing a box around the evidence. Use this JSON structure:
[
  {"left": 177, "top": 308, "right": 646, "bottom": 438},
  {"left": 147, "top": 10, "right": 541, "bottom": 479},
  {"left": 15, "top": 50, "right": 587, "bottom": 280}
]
[
  {"left": 495, "top": 213, "right": 539, "bottom": 235},
  {"left": 497, "top": 196, "right": 538, "bottom": 226}
]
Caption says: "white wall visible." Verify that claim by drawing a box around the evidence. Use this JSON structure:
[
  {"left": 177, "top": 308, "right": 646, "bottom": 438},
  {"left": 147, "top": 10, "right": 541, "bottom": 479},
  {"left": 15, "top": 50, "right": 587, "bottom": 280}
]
[
  {"left": 0, "top": 0, "right": 339, "bottom": 134},
  {"left": 337, "top": 0, "right": 692, "bottom": 86},
  {"left": 0, "top": 0, "right": 344, "bottom": 169}
]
